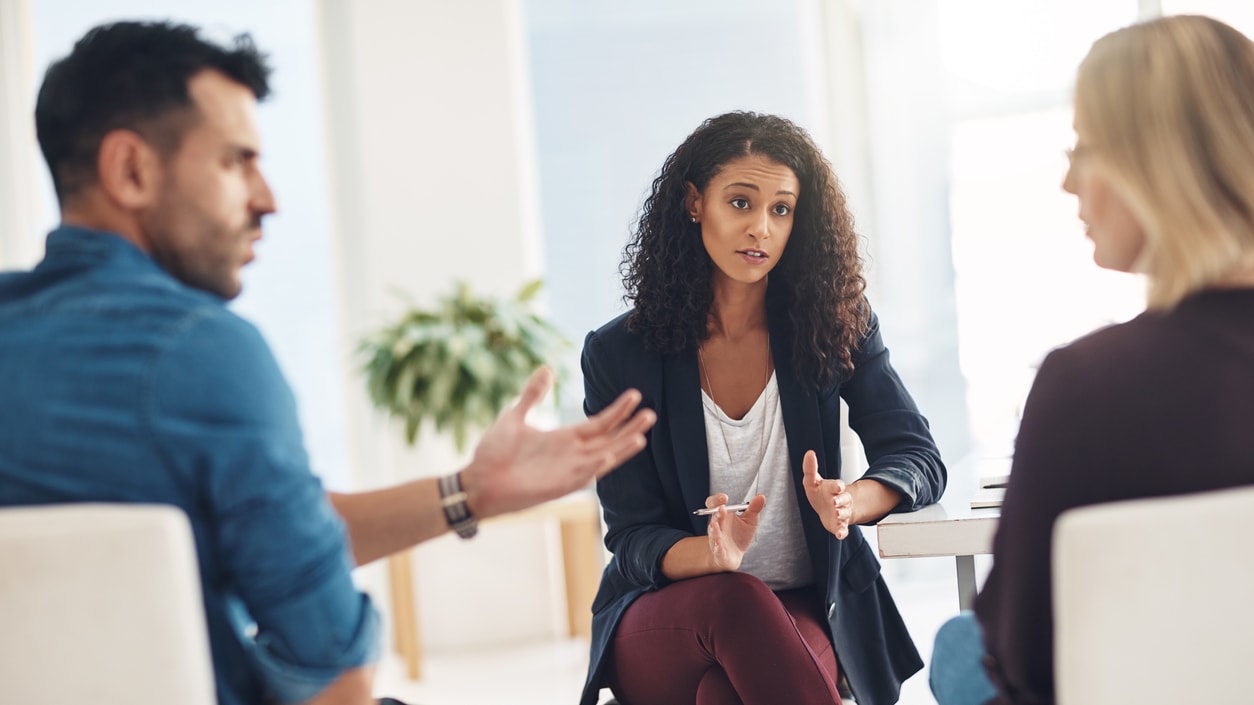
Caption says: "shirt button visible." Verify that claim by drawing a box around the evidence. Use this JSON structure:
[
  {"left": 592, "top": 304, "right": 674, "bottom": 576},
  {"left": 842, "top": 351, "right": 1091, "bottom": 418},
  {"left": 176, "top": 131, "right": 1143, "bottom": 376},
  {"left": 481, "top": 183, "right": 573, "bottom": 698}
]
[{"left": 827, "top": 602, "right": 837, "bottom": 619}]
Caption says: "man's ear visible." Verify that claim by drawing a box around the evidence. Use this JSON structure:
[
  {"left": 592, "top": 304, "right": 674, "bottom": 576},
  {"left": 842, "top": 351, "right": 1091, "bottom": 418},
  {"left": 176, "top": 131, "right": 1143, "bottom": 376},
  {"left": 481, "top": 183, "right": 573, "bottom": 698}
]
[
  {"left": 684, "top": 181, "right": 701, "bottom": 222},
  {"left": 95, "top": 129, "right": 162, "bottom": 211}
]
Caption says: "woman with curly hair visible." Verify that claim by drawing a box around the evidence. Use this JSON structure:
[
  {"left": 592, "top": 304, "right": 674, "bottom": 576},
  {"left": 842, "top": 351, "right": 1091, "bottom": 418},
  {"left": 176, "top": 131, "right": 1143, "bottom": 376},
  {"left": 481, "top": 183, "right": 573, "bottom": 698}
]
[{"left": 579, "top": 111, "right": 947, "bottom": 705}]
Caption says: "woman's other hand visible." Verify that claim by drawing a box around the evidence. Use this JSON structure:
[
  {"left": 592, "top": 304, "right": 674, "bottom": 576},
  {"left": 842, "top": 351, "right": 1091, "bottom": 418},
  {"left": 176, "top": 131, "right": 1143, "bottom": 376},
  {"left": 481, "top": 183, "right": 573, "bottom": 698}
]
[
  {"left": 802, "top": 450, "right": 854, "bottom": 539},
  {"left": 705, "top": 492, "right": 767, "bottom": 571}
]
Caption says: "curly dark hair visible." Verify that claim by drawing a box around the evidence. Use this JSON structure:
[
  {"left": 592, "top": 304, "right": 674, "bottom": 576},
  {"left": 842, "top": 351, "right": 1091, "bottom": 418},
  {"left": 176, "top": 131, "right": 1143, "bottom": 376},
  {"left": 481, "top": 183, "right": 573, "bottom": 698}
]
[
  {"left": 622, "top": 111, "right": 869, "bottom": 386},
  {"left": 36, "top": 20, "right": 272, "bottom": 202}
]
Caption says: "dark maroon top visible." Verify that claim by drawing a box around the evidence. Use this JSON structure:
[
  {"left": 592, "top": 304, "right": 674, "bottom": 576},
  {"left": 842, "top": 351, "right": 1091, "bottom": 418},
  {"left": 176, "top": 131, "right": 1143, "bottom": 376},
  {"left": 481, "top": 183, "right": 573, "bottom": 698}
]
[{"left": 975, "top": 287, "right": 1254, "bottom": 705}]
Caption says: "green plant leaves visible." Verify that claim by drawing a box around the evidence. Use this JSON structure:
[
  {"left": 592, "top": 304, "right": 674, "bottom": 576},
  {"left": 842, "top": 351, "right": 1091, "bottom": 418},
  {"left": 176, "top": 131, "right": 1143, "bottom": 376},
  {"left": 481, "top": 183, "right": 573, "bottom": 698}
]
[
  {"left": 516, "top": 279, "right": 544, "bottom": 303},
  {"left": 358, "top": 279, "right": 569, "bottom": 452}
]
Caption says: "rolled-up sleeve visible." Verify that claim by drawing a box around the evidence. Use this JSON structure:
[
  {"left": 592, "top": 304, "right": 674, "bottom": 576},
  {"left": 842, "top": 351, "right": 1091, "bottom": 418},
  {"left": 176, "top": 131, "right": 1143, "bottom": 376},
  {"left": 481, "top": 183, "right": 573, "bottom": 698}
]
[
  {"left": 147, "top": 309, "right": 379, "bottom": 703},
  {"left": 840, "top": 311, "right": 947, "bottom": 512},
  {"left": 250, "top": 593, "right": 379, "bottom": 703}
]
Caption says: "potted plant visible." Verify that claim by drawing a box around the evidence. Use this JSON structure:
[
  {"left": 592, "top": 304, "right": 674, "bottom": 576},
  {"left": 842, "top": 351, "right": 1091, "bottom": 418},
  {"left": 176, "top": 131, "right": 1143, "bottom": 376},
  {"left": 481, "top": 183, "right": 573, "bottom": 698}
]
[{"left": 358, "top": 279, "right": 569, "bottom": 452}]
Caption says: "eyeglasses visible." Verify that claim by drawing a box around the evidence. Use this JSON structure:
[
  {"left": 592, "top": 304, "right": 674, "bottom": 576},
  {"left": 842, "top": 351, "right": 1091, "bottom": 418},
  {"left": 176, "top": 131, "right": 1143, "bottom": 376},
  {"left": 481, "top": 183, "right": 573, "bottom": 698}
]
[{"left": 1064, "top": 144, "right": 1094, "bottom": 168}]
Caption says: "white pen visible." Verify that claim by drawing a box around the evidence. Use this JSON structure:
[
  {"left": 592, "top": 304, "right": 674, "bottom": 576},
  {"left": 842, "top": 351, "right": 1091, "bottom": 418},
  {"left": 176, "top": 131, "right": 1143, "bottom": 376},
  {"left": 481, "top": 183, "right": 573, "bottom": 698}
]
[{"left": 692, "top": 502, "right": 752, "bottom": 516}]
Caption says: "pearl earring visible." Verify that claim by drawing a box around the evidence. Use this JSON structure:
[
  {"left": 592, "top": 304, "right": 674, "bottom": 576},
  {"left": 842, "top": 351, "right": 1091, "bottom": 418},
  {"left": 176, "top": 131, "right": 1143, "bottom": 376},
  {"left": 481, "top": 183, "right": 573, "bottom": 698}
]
[{"left": 690, "top": 216, "right": 698, "bottom": 223}]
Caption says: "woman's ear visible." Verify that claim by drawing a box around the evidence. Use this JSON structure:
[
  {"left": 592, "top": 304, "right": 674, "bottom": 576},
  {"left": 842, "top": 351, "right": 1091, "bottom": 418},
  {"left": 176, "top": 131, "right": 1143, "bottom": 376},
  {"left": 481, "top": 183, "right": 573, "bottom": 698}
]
[
  {"left": 96, "top": 129, "right": 162, "bottom": 211},
  {"left": 685, "top": 181, "right": 701, "bottom": 222}
]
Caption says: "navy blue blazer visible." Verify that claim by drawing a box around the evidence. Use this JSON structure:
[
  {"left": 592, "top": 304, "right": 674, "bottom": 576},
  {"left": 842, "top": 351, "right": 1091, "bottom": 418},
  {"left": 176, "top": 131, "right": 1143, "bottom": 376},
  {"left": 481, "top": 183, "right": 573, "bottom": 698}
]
[{"left": 578, "top": 307, "right": 946, "bottom": 705}]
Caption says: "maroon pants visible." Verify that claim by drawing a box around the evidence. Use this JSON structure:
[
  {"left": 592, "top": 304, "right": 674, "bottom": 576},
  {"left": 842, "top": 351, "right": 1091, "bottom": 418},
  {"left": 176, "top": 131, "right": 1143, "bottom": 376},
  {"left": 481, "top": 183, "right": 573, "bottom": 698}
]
[{"left": 606, "top": 572, "right": 843, "bottom": 705}]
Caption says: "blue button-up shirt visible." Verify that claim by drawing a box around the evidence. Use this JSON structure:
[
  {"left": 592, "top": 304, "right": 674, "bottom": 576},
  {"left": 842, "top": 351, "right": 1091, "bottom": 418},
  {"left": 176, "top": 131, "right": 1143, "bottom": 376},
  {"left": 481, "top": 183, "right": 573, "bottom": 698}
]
[{"left": 0, "top": 226, "right": 379, "bottom": 705}]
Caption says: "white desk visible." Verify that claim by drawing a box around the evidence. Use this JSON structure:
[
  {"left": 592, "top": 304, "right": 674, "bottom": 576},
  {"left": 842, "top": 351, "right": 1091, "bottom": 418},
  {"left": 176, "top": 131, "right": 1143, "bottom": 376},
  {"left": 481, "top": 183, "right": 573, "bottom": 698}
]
[{"left": 876, "top": 498, "right": 1000, "bottom": 611}]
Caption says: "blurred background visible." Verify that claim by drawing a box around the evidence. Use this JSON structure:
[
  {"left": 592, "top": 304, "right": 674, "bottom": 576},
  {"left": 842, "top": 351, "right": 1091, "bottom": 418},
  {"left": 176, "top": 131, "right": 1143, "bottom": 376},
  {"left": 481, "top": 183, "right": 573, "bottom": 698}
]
[{"left": 3, "top": 1, "right": 1252, "bottom": 702}]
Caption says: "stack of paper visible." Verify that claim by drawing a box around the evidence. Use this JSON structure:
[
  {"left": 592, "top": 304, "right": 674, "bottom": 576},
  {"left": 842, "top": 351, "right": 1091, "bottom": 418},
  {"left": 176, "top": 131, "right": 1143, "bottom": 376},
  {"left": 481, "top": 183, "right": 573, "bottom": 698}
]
[{"left": 971, "top": 471, "right": 1009, "bottom": 510}]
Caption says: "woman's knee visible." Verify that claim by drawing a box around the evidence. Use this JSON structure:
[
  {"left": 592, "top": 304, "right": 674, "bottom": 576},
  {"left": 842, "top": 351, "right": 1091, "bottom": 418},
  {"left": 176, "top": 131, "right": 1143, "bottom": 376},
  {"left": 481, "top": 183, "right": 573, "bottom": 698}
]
[
  {"left": 934, "top": 612, "right": 982, "bottom": 655},
  {"left": 930, "top": 613, "right": 997, "bottom": 705},
  {"left": 621, "top": 572, "right": 778, "bottom": 632},
  {"left": 701, "top": 572, "right": 777, "bottom": 617}
]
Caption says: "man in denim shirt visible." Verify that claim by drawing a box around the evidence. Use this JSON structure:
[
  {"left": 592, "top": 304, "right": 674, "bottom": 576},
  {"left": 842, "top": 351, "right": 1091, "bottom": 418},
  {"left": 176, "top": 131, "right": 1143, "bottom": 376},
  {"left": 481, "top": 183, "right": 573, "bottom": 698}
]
[{"left": 0, "top": 21, "right": 654, "bottom": 705}]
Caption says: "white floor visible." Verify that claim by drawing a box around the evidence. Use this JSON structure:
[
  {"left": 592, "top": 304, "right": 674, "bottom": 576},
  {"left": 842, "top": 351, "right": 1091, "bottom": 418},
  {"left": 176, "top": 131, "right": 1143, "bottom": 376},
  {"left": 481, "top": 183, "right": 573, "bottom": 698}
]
[
  {"left": 372, "top": 637, "right": 589, "bottom": 704},
  {"left": 372, "top": 553, "right": 986, "bottom": 705}
]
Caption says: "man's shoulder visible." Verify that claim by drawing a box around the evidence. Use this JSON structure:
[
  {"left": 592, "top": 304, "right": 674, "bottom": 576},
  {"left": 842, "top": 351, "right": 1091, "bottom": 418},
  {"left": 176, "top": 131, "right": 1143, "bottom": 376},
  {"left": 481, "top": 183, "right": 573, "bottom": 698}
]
[
  {"left": 2, "top": 243, "right": 225, "bottom": 322},
  {"left": 102, "top": 277, "right": 263, "bottom": 353}
]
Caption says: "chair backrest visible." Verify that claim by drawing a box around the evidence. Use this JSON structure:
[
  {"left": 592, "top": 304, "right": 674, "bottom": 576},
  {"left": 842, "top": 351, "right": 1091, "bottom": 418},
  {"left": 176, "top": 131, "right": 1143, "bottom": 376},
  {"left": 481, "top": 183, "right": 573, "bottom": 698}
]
[
  {"left": 0, "top": 503, "right": 216, "bottom": 705},
  {"left": 1052, "top": 485, "right": 1254, "bottom": 705}
]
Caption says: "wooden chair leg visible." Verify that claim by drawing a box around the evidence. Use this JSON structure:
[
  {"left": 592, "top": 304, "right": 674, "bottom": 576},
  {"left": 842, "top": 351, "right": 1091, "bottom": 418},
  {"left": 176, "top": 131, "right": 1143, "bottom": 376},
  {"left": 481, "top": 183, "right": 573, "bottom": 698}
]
[
  {"left": 559, "top": 510, "right": 603, "bottom": 639},
  {"left": 387, "top": 550, "right": 422, "bottom": 680}
]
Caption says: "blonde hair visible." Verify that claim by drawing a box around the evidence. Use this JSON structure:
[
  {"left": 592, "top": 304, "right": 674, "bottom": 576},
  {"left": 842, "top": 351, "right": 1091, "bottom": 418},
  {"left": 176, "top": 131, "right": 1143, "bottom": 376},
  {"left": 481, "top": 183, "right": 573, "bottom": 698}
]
[{"left": 1076, "top": 15, "right": 1254, "bottom": 309}]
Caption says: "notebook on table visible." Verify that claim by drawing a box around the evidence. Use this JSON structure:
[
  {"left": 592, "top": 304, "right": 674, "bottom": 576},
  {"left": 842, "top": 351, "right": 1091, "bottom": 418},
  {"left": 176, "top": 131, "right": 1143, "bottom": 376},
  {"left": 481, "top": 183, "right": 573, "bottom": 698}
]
[{"left": 970, "top": 467, "right": 1010, "bottom": 510}]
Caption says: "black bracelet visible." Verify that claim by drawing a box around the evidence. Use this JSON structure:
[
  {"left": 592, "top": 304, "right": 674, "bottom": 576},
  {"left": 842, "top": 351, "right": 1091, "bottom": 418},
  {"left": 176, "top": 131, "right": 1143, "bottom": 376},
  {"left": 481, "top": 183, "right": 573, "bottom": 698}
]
[{"left": 438, "top": 472, "right": 478, "bottom": 539}]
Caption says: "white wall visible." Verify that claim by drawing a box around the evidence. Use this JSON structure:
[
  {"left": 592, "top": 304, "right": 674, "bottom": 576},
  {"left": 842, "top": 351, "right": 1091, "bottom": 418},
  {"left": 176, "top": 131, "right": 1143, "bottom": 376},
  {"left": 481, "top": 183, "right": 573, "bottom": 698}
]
[
  {"left": 317, "top": 0, "right": 562, "bottom": 649},
  {"left": 0, "top": 0, "right": 42, "bottom": 270},
  {"left": 524, "top": 0, "right": 828, "bottom": 414}
]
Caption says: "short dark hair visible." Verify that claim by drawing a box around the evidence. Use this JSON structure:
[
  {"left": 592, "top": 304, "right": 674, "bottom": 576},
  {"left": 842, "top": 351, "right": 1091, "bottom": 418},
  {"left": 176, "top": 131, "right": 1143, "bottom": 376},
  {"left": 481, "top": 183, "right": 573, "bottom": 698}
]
[{"left": 35, "top": 20, "right": 272, "bottom": 202}]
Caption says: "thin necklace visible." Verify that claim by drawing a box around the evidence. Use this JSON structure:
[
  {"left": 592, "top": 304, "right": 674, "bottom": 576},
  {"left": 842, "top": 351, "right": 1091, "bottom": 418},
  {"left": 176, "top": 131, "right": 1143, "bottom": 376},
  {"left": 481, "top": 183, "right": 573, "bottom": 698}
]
[{"left": 698, "top": 332, "right": 772, "bottom": 498}]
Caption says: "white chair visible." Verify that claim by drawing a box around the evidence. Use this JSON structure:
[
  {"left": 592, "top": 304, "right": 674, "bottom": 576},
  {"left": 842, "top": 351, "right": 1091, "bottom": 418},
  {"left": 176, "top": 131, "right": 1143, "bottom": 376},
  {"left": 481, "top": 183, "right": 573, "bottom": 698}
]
[
  {"left": 0, "top": 503, "right": 216, "bottom": 705},
  {"left": 1052, "top": 485, "right": 1254, "bottom": 705}
]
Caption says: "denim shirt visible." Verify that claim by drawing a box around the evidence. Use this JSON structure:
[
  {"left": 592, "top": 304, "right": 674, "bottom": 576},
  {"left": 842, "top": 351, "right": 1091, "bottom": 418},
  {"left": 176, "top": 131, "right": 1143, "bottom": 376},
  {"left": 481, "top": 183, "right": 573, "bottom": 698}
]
[{"left": 0, "top": 226, "right": 379, "bottom": 705}]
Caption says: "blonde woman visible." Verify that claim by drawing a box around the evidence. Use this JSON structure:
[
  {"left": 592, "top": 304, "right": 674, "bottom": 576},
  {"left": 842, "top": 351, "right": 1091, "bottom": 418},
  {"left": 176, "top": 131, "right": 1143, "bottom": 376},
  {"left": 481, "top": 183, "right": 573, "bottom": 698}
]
[{"left": 931, "top": 15, "right": 1254, "bottom": 705}]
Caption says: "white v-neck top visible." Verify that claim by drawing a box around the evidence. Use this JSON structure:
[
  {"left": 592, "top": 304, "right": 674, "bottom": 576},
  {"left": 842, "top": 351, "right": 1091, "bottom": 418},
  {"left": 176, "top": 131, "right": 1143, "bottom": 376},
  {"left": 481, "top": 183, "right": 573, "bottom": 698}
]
[{"left": 702, "top": 371, "right": 813, "bottom": 589}]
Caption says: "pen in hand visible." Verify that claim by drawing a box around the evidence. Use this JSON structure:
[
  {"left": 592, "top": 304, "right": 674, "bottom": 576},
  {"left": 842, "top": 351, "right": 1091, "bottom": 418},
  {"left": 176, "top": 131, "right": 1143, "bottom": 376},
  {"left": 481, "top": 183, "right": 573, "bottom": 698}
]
[{"left": 693, "top": 502, "right": 752, "bottom": 516}]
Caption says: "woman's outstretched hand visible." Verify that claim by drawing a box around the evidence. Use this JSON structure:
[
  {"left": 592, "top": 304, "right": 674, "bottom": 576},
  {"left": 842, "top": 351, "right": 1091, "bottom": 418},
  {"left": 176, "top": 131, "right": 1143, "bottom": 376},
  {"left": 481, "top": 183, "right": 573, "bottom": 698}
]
[
  {"left": 705, "top": 492, "right": 767, "bottom": 571},
  {"left": 801, "top": 450, "right": 855, "bottom": 539}
]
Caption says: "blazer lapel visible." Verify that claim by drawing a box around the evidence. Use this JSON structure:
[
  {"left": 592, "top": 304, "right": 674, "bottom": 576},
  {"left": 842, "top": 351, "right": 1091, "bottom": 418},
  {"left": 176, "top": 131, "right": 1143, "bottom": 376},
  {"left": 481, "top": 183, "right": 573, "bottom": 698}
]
[
  {"left": 770, "top": 321, "right": 833, "bottom": 582},
  {"left": 663, "top": 350, "right": 713, "bottom": 533}
]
